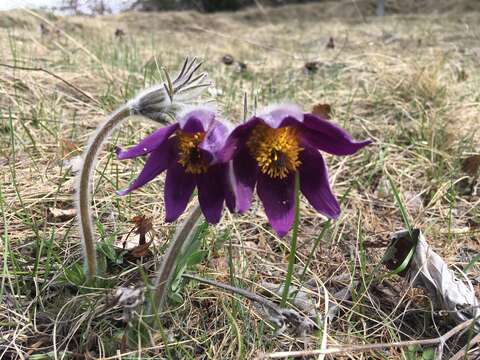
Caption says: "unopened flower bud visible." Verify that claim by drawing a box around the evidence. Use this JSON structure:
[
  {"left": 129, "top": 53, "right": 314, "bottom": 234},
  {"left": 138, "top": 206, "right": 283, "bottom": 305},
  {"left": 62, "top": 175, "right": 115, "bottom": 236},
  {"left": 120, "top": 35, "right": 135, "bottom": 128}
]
[{"left": 128, "top": 57, "right": 210, "bottom": 124}]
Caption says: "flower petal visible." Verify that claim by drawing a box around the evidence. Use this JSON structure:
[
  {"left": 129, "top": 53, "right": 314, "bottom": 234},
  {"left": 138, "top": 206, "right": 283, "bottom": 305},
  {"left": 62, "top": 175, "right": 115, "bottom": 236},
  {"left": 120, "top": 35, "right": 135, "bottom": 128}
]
[
  {"left": 199, "top": 121, "right": 230, "bottom": 165},
  {"left": 179, "top": 108, "right": 215, "bottom": 133},
  {"left": 217, "top": 117, "right": 261, "bottom": 162},
  {"left": 232, "top": 147, "right": 258, "bottom": 213},
  {"left": 257, "top": 173, "right": 295, "bottom": 237},
  {"left": 117, "top": 123, "right": 179, "bottom": 160},
  {"left": 117, "top": 138, "right": 174, "bottom": 196},
  {"left": 299, "top": 147, "right": 340, "bottom": 219},
  {"left": 257, "top": 104, "right": 303, "bottom": 129},
  {"left": 164, "top": 161, "right": 196, "bottom": 222},
  {"left": 196, "top": 164, "right": 226, "bottom": 224},
  {"left": 301, "top": 114, "right": 372, "bottom": 155},
  {"left": 224, "top": 162, "right": 237, "bottom": 213}
]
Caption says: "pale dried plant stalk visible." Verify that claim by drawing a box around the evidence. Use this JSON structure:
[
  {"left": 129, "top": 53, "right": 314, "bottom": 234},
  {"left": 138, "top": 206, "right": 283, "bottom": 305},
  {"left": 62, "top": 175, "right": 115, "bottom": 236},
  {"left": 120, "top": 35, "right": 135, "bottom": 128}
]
[{"left": 76, "top": 58, "right": 210, "bottom": 279}]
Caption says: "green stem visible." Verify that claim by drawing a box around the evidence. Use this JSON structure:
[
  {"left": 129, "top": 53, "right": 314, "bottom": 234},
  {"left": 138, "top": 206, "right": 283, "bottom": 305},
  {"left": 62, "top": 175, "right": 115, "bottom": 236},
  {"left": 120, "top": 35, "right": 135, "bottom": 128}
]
[{"left": 281, "top": 172, "right": 301, "bottom": 307}]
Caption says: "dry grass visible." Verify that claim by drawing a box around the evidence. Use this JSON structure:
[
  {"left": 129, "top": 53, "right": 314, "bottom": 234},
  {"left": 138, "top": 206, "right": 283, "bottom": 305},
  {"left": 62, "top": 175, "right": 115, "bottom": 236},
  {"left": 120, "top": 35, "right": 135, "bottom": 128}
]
[{"left": 0, "top": 1, "right": 480, "bottom": 359}]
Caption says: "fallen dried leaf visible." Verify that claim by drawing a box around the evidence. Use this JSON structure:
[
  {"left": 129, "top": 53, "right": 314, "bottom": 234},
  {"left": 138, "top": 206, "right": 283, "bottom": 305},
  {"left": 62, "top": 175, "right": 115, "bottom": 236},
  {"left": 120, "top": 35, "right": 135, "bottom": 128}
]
[
  {"left": 326, "top": 36, "right": 335, "bottom": 49},
  {"left": 131, "top": 215, "right": 153, "bottom": 234},
  {"left": 384, "top": 229, "right": 480, "bottom": 329},
  {"left": 457, "top": 68, "right": 468, "bottom": 82},
  {"left": 107, "top": 287, "right": 144, "bottom": 322},
  {"left": 312, "top": 103, "right": 331, "bottom": 119},
  {"left": 462, "top": 155, "right": 480, "bottom": 177},
  {"left": 221, "top": 54, "right": 234, "bottom": 65},
  {"left": 126, "top": 240, "right": 153, "bottom": 259},
  {"left": 48, "top": 207, "right": 77, "bottom": 222},
  {"left": 237, "top": 61, "right": 247, "bottom": 72},
  {"left": 59, "top": 138, "right": 81, "bottom": 157},
  {"left": 130, "top": 215, "right": 153, "bottom": 245},
  {"left": 304, "top": 61, "right": 321, "bottom": 73},
  {"left": 115, "top": 28, "right": 125, "bottom": 37}
]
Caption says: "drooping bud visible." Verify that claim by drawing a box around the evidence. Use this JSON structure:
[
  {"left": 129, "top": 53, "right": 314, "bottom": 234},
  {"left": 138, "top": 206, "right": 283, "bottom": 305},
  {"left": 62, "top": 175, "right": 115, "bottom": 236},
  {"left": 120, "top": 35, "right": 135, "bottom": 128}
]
[{"left": 128, "top": 57, "right": 210, "bottom": 124}]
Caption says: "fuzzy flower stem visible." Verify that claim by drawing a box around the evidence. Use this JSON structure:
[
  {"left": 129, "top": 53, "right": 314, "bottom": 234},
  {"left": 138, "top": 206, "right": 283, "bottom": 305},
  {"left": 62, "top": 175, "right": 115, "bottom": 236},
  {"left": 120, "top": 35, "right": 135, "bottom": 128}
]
[
  {"left": 77, "top": 105, "right": 130, "bottom": 279},
  {"left": 76, "top": 58, "right": 209, "bottom": 280},
  {"left": 153, "top": 204, "right": 203, "bottom": 311},
  {"left": 281, "top": 172, "right": 301, "bottom": 306}
]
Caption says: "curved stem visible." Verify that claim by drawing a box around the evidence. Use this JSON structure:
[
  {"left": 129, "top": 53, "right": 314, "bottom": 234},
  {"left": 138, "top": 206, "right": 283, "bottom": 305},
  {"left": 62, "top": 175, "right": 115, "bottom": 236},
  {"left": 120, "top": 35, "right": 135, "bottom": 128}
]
[
  {"left": 281, "top": 172, "right": 301, "bottom": 306},
  {"left": 153, "top": 204, "right": 203, "bottom": 311},
  {"left": 76, "top": 105, "right": 130, "bottom": 279}
]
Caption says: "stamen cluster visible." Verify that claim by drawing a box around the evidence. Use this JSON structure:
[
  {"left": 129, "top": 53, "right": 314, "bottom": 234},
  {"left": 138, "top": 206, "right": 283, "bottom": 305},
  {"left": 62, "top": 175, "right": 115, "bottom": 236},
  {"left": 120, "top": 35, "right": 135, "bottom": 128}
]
[
  {"left": 176, "top": 131, "right": 209, "bottom": 174},
  {"left": 247, "top": 124, "right": 302, "bottom": 179}
]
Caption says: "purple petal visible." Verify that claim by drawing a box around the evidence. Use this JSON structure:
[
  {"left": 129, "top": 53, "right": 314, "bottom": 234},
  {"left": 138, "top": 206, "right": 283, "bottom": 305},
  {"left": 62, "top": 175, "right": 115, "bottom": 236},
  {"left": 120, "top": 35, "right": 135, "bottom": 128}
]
[
  {"left": 117, "top": 123, "right": 179, "bottom": 160},
  {"left": 196, "top": 165, "right": 226, "bottom": 224},
  {"left": 257, "top": 104, "right": 303, "bottom": 129},
  {"left": 179, "top": 108, "right": 215, "bottom": 133},
  {"left": 301, "top": 114, "right": 372, "bottom": 155},
  {"left": 224, "top": 162, "right": 236, "bottom": 213},
  {"left": 231, "top": 147, "right": 258, "bottom": 213},
  {"left": 257, "top": 173, "right": 295, "bottom": 237},
  {"left": 164, "top": 162, "right": 196, "bottom": 222},
  {"left": 218, "top": 117, "right": 262, "bottom": 162},
  {"left": 117, "top": 139, "right": 174, "bottom": 196},
  {"left": 299, "top": 147, "right": 340, "bottom": 219},
  {"left": 199, "top": 121, "right": 230, "bottom": 165}
]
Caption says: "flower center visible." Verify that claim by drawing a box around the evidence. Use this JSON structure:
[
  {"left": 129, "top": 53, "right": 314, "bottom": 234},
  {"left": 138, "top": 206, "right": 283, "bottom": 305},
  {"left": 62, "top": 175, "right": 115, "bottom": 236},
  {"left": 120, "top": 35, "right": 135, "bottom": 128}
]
[
  {"left": 176, "top": 130, "right": 209, "bottom": 174},
  {"left": 247, "top": 124, "right": 302, "bottom": 179}
]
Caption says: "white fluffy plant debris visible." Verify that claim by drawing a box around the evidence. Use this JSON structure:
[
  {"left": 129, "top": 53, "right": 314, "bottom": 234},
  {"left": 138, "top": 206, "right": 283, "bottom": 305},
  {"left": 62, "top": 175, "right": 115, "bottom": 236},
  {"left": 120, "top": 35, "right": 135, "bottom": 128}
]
[{"left": 384, "top": 229, "right": 480, "bottom": 330}]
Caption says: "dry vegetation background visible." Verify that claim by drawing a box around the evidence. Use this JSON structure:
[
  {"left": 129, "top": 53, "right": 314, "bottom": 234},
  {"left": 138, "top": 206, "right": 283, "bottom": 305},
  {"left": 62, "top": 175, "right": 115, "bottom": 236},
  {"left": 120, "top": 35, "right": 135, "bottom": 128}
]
[{"left": 1, "top": 0, "right": 480, "bottom": 358}]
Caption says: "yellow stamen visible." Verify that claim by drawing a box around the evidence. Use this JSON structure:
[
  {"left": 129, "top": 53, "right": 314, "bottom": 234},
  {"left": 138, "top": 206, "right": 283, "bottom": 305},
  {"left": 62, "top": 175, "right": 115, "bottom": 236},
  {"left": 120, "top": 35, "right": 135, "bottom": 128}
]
[
  {"left": 247, "top": 124, "right": 302, "bottom": 179},
  {"left": 176, "top": 130, "right": 209, "bottom": 174}
]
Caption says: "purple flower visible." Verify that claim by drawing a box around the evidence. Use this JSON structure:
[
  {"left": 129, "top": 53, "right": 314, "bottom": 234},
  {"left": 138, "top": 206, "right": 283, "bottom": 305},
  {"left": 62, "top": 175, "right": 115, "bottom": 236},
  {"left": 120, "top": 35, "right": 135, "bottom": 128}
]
[
  {"left": 221, "top": 104, "right": 371, "bottom": 237},
  {"left": 117, "top": 108, "right": 233, "bottom": 224}
]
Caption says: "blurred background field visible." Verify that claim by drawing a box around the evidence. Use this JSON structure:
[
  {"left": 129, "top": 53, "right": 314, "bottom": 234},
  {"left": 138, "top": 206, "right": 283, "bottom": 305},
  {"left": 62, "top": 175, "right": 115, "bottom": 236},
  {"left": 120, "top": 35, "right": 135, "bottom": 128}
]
[{"left": 0, "top": 0, "right": 479, "bottom": 358}]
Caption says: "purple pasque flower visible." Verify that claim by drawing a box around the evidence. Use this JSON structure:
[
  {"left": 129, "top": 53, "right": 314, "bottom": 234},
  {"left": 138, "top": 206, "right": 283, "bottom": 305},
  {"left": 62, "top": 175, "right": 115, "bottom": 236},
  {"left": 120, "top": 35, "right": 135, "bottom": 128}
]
[
  {"left": 117, "top": 108, "right": 233, "bottom": 224},
  {"left": 221, "top": 104, "right": 371, "bottom": 237}
]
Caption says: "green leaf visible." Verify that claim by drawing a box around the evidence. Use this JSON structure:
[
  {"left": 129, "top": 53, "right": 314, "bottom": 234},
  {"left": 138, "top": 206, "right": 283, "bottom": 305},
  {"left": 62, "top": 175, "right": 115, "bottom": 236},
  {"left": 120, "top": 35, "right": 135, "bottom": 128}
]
[
  {"left": 422, "top": 348, "right": 435, "bottom": 360},
  {"left": 387, "top": 173, "right": 412, "bottom": 237},
  {"left": 97, "top": 233, "right": 123, "bottom": 265},
  {"left": 168, "top": 291, "right": 184, "bottom": 304},
  {"left": 62, "top": 262, "right": 86, "bottom": 286},
  {"left": 167, "top": 220, "right": 209, "bottom": 302},
  {"left": 186, "top": 250, "right": 208, "bottom": 267},
  {"left": 404, "top": 345, "right": 420, "bottom": 360}
]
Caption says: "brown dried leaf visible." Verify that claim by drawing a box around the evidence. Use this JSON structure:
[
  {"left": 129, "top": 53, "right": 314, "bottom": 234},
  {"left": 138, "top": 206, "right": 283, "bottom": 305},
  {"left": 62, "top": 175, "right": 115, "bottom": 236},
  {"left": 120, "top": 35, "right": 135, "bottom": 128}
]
[
  {"left": 115, "top": 28, "right": 125, "bottom": 37},
  {"left": 304, "top": 61, "right": 321, "bottom": 73},
  {"left": 131, "top": 215, "right": 153, "bottom": 235},
  {"left": 221, "top": 54, "right": 234, "bottom": 65},
  {"left": 48, "top": 207, "right": 77, "bottom": 221},
  {"left": 457, "top": 68, "right": 468, "bottom": 82},
  {"left": 326, "top": 36, "right": 335, "bottom": 49},
  {"left": 462, "top": 155, "right": 480, "bottom": 177},
  {"left": 311, "top": 103, "right": 331, "bottom": 119},
  {"left": 59, "top": 138, "right": 81, "bottom": 157},
  {"left": 127, "top": 240, "right": 153, "bottom": 259}
]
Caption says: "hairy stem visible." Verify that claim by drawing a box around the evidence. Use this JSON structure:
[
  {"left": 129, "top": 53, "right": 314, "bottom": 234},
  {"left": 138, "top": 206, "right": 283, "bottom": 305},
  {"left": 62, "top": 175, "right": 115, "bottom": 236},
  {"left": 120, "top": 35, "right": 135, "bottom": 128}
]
[
  {"left": 153, "top": 204, "right": 203, "bottom": 311},
  {"left": 76, "top": 105, "right": 130, "bottom": 279}
]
